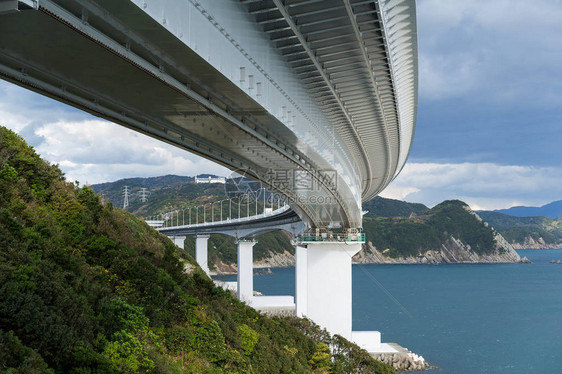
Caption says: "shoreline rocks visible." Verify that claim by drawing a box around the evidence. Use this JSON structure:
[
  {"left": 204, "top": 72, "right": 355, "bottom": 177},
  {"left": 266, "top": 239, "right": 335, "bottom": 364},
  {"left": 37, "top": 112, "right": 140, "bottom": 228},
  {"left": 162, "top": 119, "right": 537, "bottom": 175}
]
[
  {"left": 210, "top": 250, "right": 295, "bottom": 276},
  {"left": 354, "top": 235, "right": 525, "bottom": 265},
  {"left": 370, "top": 343, "right": 433, "bottom": 371},
  {"left": 512, "top": 243, "right": 561, "bottom": 250},
  {"left": 510, "top": 235, "right": 560, "bottom": 249},
  {"left": 254, "top": 249, "right": 295, "bottom": 268}
]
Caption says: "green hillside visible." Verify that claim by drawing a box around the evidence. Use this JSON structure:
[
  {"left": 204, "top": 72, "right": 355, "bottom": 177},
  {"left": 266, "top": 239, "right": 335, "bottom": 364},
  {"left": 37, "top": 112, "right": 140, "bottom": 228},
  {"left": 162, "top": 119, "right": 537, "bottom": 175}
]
[
  {"left": 363, "top": 200, "right": 498, "bottom": 258},
  {"left": 477, "top": 211, "right": 562, "bottom": 246},
  {"left": 362, "top": 196, "right": 428, "bottom": 218},
  {"left": 92, "top": 175, "right": 226, "bottom": 217},
  {"left": 0, "top": 127, "right": 393, "bottom": 373}
]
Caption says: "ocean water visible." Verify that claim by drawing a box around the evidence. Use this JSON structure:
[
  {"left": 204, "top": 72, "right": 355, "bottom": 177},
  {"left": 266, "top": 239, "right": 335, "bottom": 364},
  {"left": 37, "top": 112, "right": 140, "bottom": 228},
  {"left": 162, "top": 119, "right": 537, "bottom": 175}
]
[{"left": 214, "top": 249, "right": 562, "bottom": 373}]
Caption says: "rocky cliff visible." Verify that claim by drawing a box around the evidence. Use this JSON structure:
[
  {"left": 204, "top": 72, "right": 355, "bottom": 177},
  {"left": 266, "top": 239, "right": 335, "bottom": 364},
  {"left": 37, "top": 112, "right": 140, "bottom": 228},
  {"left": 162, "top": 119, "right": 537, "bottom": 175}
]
[
  {"left": 254, "top": 250, "right": 296, "bottom": 268},
  {"left": 510, "top": 236, "right": 560, "bottom": 249},
  {"left": 354, "top": 237, "right": 522, "bottom": 264},
  {"left": 211, "top": 250, "right": 296, "bottom": 275}
]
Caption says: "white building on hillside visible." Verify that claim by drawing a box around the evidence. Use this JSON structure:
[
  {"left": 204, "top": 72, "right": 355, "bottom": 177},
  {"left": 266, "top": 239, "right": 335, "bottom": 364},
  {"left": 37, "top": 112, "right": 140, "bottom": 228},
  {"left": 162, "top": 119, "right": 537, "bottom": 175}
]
[{"left": 195, "top": 176, "right": 226, "bottom": 184}]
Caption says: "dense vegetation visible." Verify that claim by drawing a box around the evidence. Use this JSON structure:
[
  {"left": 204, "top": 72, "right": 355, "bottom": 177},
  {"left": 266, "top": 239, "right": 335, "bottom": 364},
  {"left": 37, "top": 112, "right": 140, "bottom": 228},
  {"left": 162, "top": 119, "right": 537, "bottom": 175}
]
[
  {"left": 362, "top": 200, "right": 498, "bottom": 258},
  {"left": 477, "top": 211, "right": 562, "bottom": 246},
  {"left": 0, "top": 127, "right": 394, "bottom": 373}
]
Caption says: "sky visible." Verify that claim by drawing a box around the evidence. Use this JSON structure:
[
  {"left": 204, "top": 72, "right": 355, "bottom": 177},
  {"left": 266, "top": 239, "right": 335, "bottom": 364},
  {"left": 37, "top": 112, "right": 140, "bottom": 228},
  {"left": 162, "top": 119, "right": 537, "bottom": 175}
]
[{"left": 1, "top": 0, "right": 561, "bottom": 210}]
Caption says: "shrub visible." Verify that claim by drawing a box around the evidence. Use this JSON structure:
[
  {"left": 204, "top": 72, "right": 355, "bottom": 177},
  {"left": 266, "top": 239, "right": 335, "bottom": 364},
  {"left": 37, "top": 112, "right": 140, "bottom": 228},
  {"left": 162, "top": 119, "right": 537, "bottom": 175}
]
[
  {"left": 196, "top": 320, "right": 227, "bottom": 363},
  {"left": 238, "top": 324, "right": 259, "bottom": 356}
]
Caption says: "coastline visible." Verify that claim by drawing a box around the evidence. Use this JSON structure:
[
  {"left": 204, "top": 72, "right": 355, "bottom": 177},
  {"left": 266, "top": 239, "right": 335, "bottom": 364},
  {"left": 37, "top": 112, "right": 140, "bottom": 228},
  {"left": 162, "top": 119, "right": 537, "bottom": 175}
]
[
  {"left": 511, "top": 244, "right": 561, "bottom": 250},
  {"left": 209, "top": 246, "right": 530, "bottom": 276}
]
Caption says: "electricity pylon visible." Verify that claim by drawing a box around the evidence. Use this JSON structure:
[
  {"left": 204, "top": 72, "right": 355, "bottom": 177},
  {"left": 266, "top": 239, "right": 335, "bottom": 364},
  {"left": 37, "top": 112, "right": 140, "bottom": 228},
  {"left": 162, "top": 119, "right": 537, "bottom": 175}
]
[
  {"left": 138, "top": 187, "right": 150, "bottom": 203},
  {"left": 122, "top": 185, "right": 130, "bottom": 209}
]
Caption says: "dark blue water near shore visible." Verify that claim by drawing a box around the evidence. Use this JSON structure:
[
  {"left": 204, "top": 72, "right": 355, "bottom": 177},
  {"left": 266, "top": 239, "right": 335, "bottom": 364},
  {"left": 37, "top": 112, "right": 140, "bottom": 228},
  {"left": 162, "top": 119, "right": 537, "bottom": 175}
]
[{"left": 214, "top": 249, "right": 562, "bottom": 373}]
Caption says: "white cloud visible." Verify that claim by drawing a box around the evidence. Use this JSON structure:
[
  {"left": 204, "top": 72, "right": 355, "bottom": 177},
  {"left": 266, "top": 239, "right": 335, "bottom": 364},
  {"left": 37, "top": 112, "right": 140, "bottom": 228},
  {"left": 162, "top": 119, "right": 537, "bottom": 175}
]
[
  {"left": 0, "top": 82, "right": 88, "bottom": 133},
  {"left": 31, "top": 119, "right": 229, "bottom": 184},
  {"left": 417, "top": 0, "right": 562, "bottom": 105},
  {"left": 381, "top": 162, "right": 562, "bottom": 210}
]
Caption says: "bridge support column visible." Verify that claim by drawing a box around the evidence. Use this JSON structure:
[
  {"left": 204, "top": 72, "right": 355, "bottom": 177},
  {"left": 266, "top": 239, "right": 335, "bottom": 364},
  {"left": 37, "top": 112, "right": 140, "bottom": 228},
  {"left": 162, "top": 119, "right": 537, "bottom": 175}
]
[
  {"left": 195, "top": 234, "right": 210, "bottom": 275},
  {"left": 237, "top": 239, "right": 256, "bottom": 304},
  {"left": 171, "top": 236, "right": 186, "bottom": 249},
  {"left": 295, "top": 245, "right": 308, "bottom": 317},
  {"left": 296, "top": 241, "right": 362, "bottom": 340}
]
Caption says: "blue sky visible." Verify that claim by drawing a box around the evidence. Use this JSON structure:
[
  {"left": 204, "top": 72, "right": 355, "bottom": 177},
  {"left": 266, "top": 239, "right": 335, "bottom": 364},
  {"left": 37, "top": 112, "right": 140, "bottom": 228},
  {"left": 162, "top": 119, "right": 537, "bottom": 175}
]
[{"left": 1, "top": 0, "right": 561, "bottom": 210}]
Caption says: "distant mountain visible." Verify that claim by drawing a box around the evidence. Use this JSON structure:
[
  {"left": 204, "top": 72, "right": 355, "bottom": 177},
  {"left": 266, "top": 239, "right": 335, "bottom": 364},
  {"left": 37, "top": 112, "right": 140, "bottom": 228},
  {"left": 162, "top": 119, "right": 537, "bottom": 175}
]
[
  {"left": 91, "top": 174, "right": 227, "bottom": 217},
  {"left": 363, "top": 196, "right": 428, "bottom": 218},
  {"left": 477, "top": 211, "right": 562, "bottom": 249},
  {"left": 489, "top": 200, "right": 562, "bottom": 219}
]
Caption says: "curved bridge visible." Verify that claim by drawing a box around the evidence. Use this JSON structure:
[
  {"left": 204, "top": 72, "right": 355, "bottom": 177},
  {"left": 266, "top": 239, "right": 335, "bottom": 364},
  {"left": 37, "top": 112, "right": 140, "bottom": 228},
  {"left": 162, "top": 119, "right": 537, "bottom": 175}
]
[
  {"left": 158, "top": 204, "right": 305, "bottom": 239},
  {"left": 0, "top": 0, "right": 417, "bottom": 231}
]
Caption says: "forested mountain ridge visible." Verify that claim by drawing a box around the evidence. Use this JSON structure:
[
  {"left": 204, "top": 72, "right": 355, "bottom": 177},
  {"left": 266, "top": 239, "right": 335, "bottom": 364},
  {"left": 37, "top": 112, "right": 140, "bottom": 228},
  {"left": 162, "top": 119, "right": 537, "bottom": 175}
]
[
  {"left": 91, "top": 174, "right": 225, "bottom": 217},
  {"left": 356, "top": 200, "right": 522, "bottom": 264},
  {"left": 362, "top": 196, "right": 428, "bottom": 218},
  {"left": 0, "top": 126, "right": 394, "bottom": 373},
  {"left": 92, "top": 175, "right": 295, "bottom": 270}
]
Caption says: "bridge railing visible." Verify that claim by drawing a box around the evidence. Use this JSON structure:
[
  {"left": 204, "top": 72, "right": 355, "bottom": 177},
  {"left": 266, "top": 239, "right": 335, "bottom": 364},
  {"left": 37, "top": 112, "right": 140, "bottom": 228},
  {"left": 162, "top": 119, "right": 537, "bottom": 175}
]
[{"left": 145, "top": 190, "right": 289, "bottom": 230}]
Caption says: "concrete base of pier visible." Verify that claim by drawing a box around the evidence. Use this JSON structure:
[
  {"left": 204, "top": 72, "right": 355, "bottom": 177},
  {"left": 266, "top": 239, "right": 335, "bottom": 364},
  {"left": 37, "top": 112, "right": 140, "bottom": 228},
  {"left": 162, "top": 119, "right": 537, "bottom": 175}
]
[{"left": 351, "top": 331, "right": 402, "bottom": 354}]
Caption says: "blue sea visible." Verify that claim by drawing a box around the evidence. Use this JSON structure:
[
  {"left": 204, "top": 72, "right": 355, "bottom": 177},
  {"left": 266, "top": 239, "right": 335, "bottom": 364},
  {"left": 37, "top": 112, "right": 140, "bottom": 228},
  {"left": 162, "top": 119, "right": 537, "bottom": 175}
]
[{"left": 214, "top": 249, "right": 562, "bottom": 373}]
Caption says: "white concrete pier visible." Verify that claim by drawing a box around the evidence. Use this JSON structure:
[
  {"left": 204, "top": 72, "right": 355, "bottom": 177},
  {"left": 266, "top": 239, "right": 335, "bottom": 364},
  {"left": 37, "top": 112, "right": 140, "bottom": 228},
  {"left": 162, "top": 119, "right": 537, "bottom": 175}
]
[
  {"left": 295, "top": 245, "right": 308, "bottom": 317},
  {"left": 237, "top": 239, "right": 256, "bottom": 303},
  {"left": 296, "top": 240, "right": 362, "bottom": 340},
  {"left": 171, "top": 236, "right": 186, "bottom": 249},
  {"left": 195, "top": 234, "right": 210, "bottom": 275}
]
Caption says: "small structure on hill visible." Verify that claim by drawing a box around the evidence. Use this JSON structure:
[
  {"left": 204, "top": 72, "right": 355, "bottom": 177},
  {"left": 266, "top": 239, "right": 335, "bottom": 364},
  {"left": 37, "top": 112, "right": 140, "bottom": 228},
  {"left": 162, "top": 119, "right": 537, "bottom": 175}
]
[{"left": 195, "top": 175, "right": 226, "bottom": 184}]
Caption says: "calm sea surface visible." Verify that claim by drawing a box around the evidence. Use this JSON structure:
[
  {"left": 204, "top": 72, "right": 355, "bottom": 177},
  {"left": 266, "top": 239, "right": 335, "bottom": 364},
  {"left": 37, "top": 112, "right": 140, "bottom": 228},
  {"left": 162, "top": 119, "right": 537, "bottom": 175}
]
[{"left": 214, "top": 249, "right": 562, "bottom": 373}]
